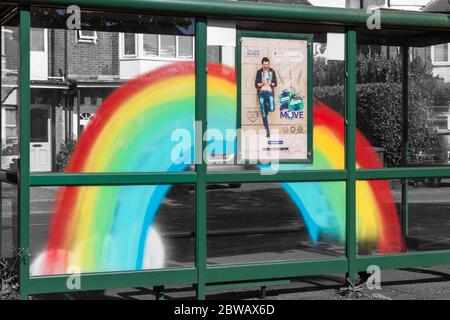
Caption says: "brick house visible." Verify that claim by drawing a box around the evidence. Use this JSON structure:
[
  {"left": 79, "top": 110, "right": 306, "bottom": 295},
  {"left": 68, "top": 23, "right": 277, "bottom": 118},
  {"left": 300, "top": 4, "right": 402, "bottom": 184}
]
[{"left": 1, "top": 13, "right": 195, "bottom": 172}]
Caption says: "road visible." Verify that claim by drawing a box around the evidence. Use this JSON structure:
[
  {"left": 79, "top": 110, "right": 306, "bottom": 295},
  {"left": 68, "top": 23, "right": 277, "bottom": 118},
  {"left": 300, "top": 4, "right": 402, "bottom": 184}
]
[{"left": 2, "top": 181, "right": 450, "bottom": 265}]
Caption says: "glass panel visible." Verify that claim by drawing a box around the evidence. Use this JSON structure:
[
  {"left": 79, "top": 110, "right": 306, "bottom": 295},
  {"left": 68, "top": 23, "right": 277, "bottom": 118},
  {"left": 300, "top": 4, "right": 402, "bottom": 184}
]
[
  {"left": 79, "top": 30, "right": 95, "bottom": 37},
  {"left": 30, "top": 28, "right": 45, "bottom": 52},
  {"left": 206, "top": 20, "right": 345, "bottom": 172},
  {"left": 1, "top": 18, "right": 19, "bottom": 172},
  {"left": 357, "top": 178, "right": 450, "bottom": 255},
  {"left": 30, "top": 184, "right": 195, "bottom": 276},
  {"left": 178, "top": 36, "right": 193, "bottom": 59},
  {"left": 143, "top": 34, "right": 158, "bottom": 56},
  {"left": 30, "top": 108, "right": 49, "bottom": 143},
  {"left": 207, "top": 182, "right": 346, "bottom": 265},
  {"left": 406, "top": 177, "right": 450, "bottom": 252},
  {"left": 356, "top": 28, "right": 450, "bottom": 168},
  {"left": 356, "top": 179, "right": 404, "bottom": 256},
  {"left": 160, "top": 35, "right": 176, "bottom": 58},
  {"left": 30, "top": 7, "right": 195, "bottom": 173},
  {"left": 5, "top": 127, "right": 15, "bottom": 138},
  {"left": 409, "top": 39, "right": 450, "bottom": 167},
  {"left": 2, "top": 107, "right": 18, "bottom": 171},
  {"left": 123, "top": 33, "right": 136, "bottom": 55},
  {"left": 1, "top": 183, "right": 18, "bottom": 259},
  {"left": 5, "top": 108, "right": 16, "bottom": 125},
  {"left": 434, "top": 44, "right": 448, "bottom": 63},
  {"left": 356, "top": 43, "right": 404, "bottom": 169},
  {"left": 207, "top": 45, "right": 221, "bottom": 64}
]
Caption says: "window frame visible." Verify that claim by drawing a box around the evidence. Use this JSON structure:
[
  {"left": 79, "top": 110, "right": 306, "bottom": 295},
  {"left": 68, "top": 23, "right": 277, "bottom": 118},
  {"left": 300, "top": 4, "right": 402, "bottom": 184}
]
[
  {"left": 30, "top": 27, "right": 46, "bottom": 52},
  {"left": 142, "top": 33, "right": 159, "bottom": 57},
  {"left": 177, "top": 35, "right": 195, "bottom": 59},
  {"left": 122, "top": 33, "right": 195, "bottom": 61},
  {"left": 76, "top": 30, "right": 98, "bottom": 44},
  {"left": 121, "top": 32, "right": 138, "bottom": 57},
  {"left": 431, "top": 43, "right": 450, "bottom": 66},
  {"left": 1, "top": 106, "right": 18, "bottom": 145}
]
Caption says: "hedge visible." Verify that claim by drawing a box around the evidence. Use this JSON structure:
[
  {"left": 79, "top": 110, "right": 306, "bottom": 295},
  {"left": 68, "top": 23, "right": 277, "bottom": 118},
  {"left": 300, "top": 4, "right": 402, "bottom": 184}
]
[{"left": 314, "top": 82, "right": 437, "bottom": 167}]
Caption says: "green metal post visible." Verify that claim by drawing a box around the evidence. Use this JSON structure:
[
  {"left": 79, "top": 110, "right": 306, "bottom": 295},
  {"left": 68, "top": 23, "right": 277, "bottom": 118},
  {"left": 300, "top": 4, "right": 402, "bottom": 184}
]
[
  {"left": 195, "top": 17, "right": 207, "bottom": 300},
  {"left": 401, "top": 46, "right": 409, "bottom": 239},
  {"left": 18, "top": 5, "right": 31, "bottom": 300},
  {"left": 345, "top": 28, "right": 357, "bottom": 282}
]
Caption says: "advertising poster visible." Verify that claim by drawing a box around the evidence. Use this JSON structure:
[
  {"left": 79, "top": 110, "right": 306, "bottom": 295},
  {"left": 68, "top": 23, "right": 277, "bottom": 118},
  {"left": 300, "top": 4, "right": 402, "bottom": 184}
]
[{"left": 239, "top": 35, "right": 311, "bottom": 163}]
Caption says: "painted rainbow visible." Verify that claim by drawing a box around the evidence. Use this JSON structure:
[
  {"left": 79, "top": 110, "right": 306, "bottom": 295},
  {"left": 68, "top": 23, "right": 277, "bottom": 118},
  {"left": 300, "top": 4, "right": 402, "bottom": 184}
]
[{"left": 32, "top": 62, "right": 404, "bottom": 276}]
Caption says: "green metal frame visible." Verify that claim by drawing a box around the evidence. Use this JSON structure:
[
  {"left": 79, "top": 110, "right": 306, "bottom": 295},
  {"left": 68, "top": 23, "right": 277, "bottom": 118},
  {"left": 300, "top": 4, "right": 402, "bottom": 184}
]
[
  {"left": 18, "top": 6, "right": 32, "bottom": 300},
  {"left": 236, "top": 30, "right": 313, "bottom": 164},
  {"left": 195, "top": 17, "right": 208, "bottom": 299},
  {"left": 12, "top": 0, "right": 450, "bottom": 29},
  {"left": 401, "top": 46, "right": 409, "bottom": 239},
  {"left": 2, "top": 0, "right": 450, "bottom": 300},
  {"left": 345, "top": 27, "right": 357, "bottom": 281}
]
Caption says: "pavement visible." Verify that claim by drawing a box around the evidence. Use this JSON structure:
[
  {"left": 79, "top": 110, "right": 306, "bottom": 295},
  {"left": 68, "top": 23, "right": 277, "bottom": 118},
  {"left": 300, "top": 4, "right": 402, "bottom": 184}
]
[{"left": 30, "top": 266, "right": 450, "bottom": 300}]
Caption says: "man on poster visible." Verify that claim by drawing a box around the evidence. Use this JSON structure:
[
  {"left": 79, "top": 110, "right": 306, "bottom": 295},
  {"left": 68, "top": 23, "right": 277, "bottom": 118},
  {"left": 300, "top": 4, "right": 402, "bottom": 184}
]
[{"left": 255, "top": 57, "right": 277, "bottom": 138}]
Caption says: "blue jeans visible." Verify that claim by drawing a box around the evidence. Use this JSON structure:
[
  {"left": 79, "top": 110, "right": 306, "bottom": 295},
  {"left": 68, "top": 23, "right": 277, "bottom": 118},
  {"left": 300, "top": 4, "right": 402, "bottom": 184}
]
[{"left": 258, "top": 91, "right": 275, "bottom": 132}]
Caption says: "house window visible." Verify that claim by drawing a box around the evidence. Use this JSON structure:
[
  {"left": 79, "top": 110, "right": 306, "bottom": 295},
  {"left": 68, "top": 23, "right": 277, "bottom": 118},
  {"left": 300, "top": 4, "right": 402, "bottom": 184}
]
[
  {"left": 143, "top": 34, "right": 158, "bottom": 57},
  {"left": 178, "top": 36, "right": 194, "bottom": 59},
  {"left": 30, "top": 28, "right": 45, "bottom": 51},
  {"left": 4, "top": 107, "right": 18, "bottom": 145},
  {"left": 433, "top": 44, "right": 449, "bottom": 63},
  {"left": 80, "top": 113, "right": 94, "bottom": 121},
  {"left": 77, "top": 30, "right": 98, "bottom": 44},
  {"left": 160, "top": 35, "right": 176, "bottom": 58},
  {"left": 129, "top": 33, "right": 194, "bottom": 59},
  {"left": 123, "top": 33, "right": 137, "bottom": 56},
  {"left": 207, "top": 45, "right": 221, "bottom": 64}
]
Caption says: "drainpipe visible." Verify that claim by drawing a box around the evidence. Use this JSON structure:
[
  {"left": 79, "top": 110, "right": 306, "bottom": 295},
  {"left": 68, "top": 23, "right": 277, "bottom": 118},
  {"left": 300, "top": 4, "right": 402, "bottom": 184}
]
[
  {"left": 51, "top": 28, "right": 55, "bottom": 76},
  {"left": 1, "top": 28, "right": 5, "bottom": 74},
  {"left": 64, "top": 29, "right": 70, "bottom": 142}
]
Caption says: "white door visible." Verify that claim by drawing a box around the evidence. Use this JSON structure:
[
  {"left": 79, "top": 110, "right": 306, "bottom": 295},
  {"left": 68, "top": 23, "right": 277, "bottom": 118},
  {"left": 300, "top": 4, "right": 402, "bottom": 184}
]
[{"left": 30, "top": 106, "right": 51, "bottom": 172}]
